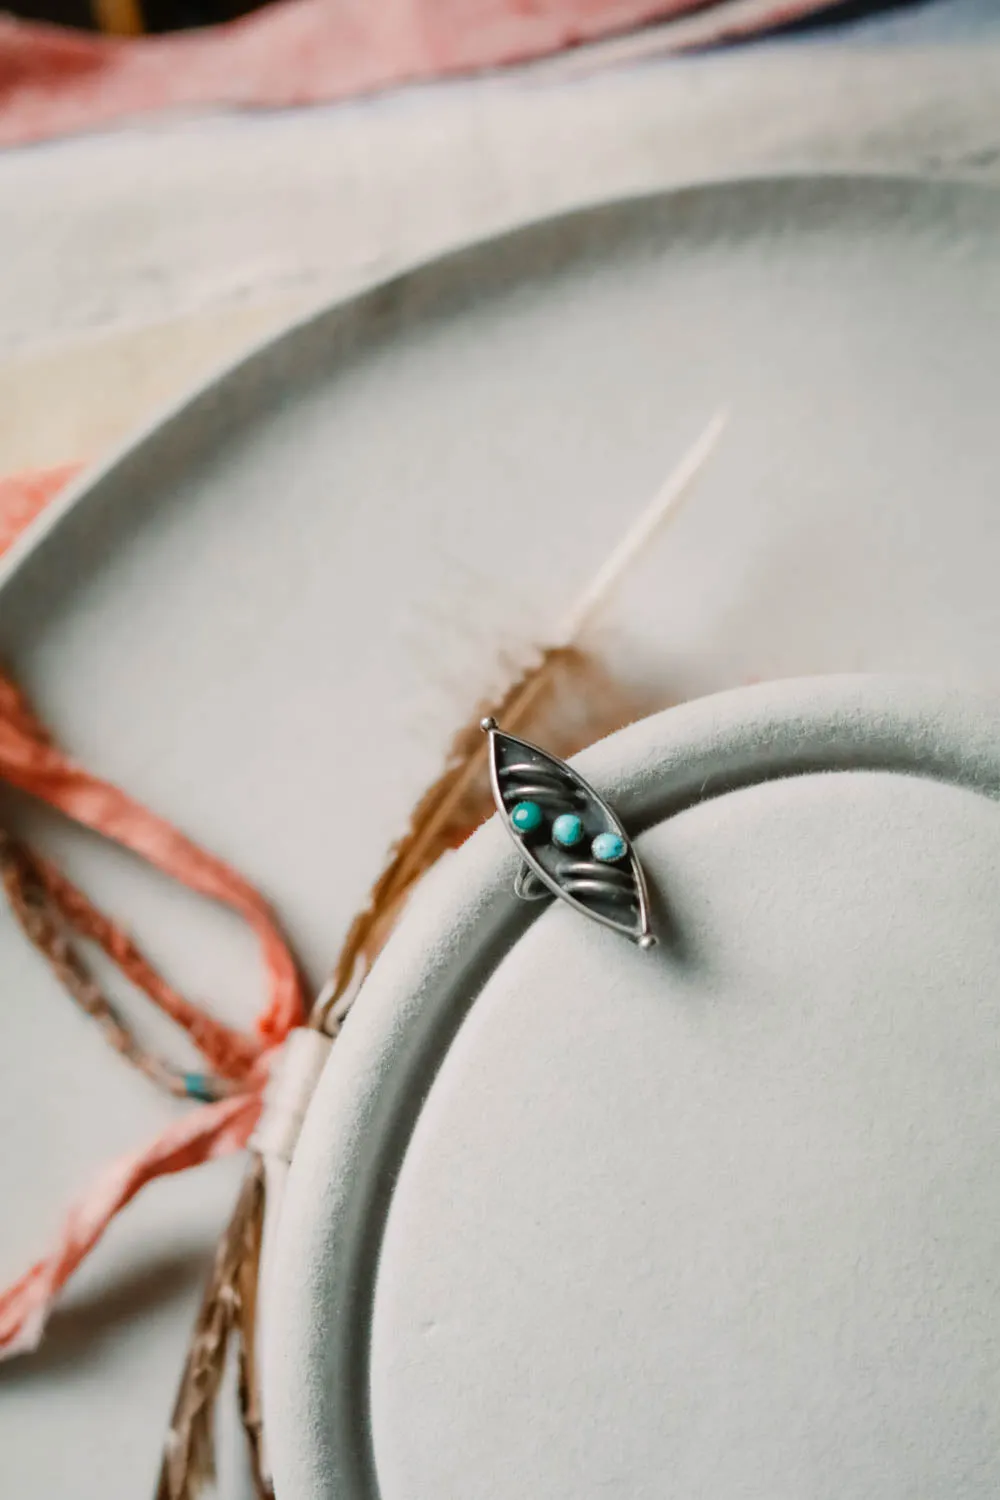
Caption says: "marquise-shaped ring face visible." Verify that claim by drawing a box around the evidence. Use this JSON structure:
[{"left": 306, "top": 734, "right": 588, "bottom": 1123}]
[{"left": 481, "top": 718, "right": 654, "bottom": 946}]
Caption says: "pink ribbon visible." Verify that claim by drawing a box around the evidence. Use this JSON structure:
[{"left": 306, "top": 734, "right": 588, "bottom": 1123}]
[{"left": 0, "top": 574, "right": 306, "bottom": 1355}]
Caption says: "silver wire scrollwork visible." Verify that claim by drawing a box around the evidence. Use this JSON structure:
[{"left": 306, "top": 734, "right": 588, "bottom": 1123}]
[{"left": 482, "top": 718, "right": 655, "bottom": 947}]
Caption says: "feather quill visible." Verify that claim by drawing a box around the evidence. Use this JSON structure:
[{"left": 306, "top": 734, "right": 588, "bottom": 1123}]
[
  {"left": 156, "top": 408, "right": 727, "bottom": 1495},
  {"left": 316, "top": 408, "right": 728, "bottom": 1025}
]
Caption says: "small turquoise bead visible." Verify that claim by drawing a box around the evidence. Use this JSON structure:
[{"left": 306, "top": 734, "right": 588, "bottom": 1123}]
[
  {"left": 510, "top": 800, "right": 543, "bottom": 833},
  {"left": 552, "top": 812, "right": 584, "bottom": 848},
  {"left": 592, "top": 831, "right": 627, "bottom": 863},
  {"left": 183, "top": 1072, "right": 219, "bottom": 1103}
]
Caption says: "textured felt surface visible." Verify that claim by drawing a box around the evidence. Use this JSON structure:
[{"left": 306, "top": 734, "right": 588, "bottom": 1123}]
[{"left": 269, "top": 676, "right": 1000, "bottom": 1500}]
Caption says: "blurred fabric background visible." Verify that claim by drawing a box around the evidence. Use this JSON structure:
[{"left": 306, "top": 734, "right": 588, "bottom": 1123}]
[{"left": 1, "top": 0, "right": 913, "bottom": 35}]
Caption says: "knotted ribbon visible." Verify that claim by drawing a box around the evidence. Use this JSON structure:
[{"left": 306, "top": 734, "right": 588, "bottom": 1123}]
[{"left": 0, "top": 661, "right": 307, "bottom": 1358}]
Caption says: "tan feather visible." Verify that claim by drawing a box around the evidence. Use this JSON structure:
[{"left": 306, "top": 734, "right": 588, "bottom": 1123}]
[
  {"left": 234, "top": 1175, "right": 270, "bottom": 1500},
  {"left": 316, "top": 643, "right": 654, "bottom": 1028},
  {"left": 315, "top": 411, "right": 728, "bottom": 1026},
  {"left": 156, "top": 1158, "right": 269, "bottom": 1500}
]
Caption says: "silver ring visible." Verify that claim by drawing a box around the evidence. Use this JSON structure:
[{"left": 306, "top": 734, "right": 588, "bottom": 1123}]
[{"left": 481, "top": 717, "right": 655, "bottom": 948}]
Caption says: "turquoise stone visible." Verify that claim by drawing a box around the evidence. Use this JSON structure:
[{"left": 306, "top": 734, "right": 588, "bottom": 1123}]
[
  {"left": 510, "top": 800, "right": 543, "bottom": 833},
  {"left": 183, "top": 1072, "right": 218, "bottom": 1103},
  {"left": 552, "top": 812, "right": 584, "bottom": 848},
  {"left": 592, "top": 831, "right": 627, "bottom": 863}
]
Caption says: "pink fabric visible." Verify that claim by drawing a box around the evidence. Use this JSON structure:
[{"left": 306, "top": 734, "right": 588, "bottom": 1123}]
[
  {"left": 0, "top": 465, "right": 82, "bottom": 551},
  {"left": 0, "top": 466, "right": 307, "bottom": 1357},
  {"left": 0, "top": 0, "right": 834, "bottom": 149},
  {"left": 0, "top": 1092, "right": 260, "bottom": 1357},
  {"left": 0, "top": 670, "right": 304, "bottom": 1050}
]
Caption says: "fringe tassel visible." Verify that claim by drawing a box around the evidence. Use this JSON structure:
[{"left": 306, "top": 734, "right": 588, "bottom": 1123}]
[{"left": 156, "top": 1156, "right": 270, "bottom": 1500}]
